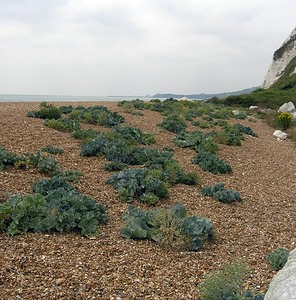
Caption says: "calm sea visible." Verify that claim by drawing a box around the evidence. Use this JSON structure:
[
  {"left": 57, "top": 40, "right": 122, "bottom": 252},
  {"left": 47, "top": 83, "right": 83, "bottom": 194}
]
[{"left": 0, "top": 94, "right": 157, "bottom": 103}]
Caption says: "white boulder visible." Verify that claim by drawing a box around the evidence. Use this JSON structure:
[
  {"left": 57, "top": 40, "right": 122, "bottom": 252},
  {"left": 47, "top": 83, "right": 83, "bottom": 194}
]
[
  {"left": 264, "top": 248, "right": 296, "bottom": 300},
  {"left": 278, "top": 102, "right": 296, "bottom": 114},
  {"left": 249, "top": 106, "right": 259, "bottom": 110},
  {"left": 273, "top": 130, "right": 288, "bottom": 140},
  {"left": 232, "top": 110, "right": 240, "bottom": 116}
]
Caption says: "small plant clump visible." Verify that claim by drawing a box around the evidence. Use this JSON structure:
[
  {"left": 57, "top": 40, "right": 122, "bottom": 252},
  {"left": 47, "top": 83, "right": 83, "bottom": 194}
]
[
  {"left": 199, "top": 260, "right": 247, "bottom": 300},
  {"left": 117, "top": 99, "right": 145, "bottom": 110},
  {"left": 106, "top": 168, "right": 169, "bottom": 204},
  {"left": 266, "top": 247, "right": 289, "bottom": 271},
  {"left": 41, "top": 146, "right": 64, "bottom": 155},
  {"left": 0, "top": 174, "right": 107, "bottom": 236},
  {"left": 26, "top": 102, "right": 62, "bottom": 120},
  {"left": 80, "top": 132, "right": 170, "bottom": 166},
  {"left": 215, "top": 124, "right": 244, "bottom": 146},
  {"left": 104, "top": 162, "right": 128, "bottom": 172},
  {"left": 59, "top": 105, "right": 73, "bottom": 114},
  {"left": 106, "top": 158, "right": 199, "bottom": 204},
  {"left": 36, "top": 156, "right": 61, "bottom": 175},
  {"left": 114, "top": 126, "right": 156, "bottom": 145},
  {"left": 202, "top": 183, "right": 242, "bottom": 203},
  {"left": 173, "top": 130, "right": 219, "bottom": 154},
  {"left": 192, "top": 150, "right": 232, "bottom": 174},
  {"left": 159, "top": 114, "right": 187, "bottom": 133},
  {"left": 58, "top": 170, "right": 84, "bottom": 183},
  {"left": 71, "top": 128, "right": 101, "bottom": 141},
  {"left": 0, "top": 147, "right": 19, "bottom": 171},
  {"left": 44, "top": 118, "right": 81, "bottom": 132},
  {"left": 120, "top": 203, "right": 215, "bottom": 251},
  {"left": 69, "top": 105, "right": 124, "bottom": 127},
  {"left": 234, "top": 124, "right": 258, "bottom": 137},
  {"left": 0, "top": 191, "right": 108, "bottom": 236}
]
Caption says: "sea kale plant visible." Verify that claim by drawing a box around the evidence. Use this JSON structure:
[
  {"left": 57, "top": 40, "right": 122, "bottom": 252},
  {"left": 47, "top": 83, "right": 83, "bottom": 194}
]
[
  {"left": 158, "top": 113, "right": 187, "bottom": 133},
  {"left": 202, "top": 183, "right": 242, "bottom": 203},
  {"left": 106, "top": 168, "right": 169, "bottom": 204},
  {"left": 120, "top": 203, "right": 215, "bottom": 251},
  {"left": 0, "top": 175, "right": 107, "bottom": 236},
  {"left": 106, "top": 158, "right": 199, "bottom": 204},
  {"left": 69, "top": 105, "right": 124, "bottom": 127},
  {"left": 192, "top": 150, "right": 232, "bottom": 174},
  {"left": 0, "top": 147, "right": 19, "bottom": 171},
  {"left": 44, "top": 118, "right": 81, "bottom": 132},
  {"left": 41, "top": 146, "right": 64, "bottom": 155},
  {"left": 26, "top": 102, "right": 62, "bottom": 120}
]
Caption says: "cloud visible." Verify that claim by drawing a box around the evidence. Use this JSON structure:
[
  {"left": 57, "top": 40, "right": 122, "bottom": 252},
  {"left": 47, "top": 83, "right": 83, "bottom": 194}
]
[{"left": 0, "top": 0, "right": 295, "bottom": 95}]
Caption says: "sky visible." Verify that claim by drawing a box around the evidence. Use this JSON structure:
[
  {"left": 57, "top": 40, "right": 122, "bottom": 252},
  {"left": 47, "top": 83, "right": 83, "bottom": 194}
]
[{"left": 0, "top": 0, "right": 295, "bottom": 96}]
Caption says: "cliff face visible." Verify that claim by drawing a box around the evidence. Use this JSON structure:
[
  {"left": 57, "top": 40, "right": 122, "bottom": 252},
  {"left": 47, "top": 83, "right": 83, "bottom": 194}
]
[{"left": 262, "top": 27, "right": 296, "bottom": 89}]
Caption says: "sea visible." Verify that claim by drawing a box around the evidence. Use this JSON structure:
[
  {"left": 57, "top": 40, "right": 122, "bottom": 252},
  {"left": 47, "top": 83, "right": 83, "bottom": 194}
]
[{"left": 0, "top": 94, "right": 163, "bottom": 103}]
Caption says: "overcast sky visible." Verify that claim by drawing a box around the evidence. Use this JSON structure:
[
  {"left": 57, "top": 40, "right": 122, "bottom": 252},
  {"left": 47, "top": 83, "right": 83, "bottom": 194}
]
[{"left": 0, "top": 0, "right": 295, "bottom": 96}]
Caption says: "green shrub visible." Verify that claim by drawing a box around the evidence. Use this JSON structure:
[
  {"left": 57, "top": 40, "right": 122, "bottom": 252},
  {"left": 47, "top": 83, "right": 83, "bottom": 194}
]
[
  {"left": 32, "top": 176, "right": 75, "bottom": 195},
  {"left": 118, "top": 102, "right": 137, "bottom": 114},
  {"left": 114, "top": 126, "right": 155, "bottom": 145},
  {"left": 58, "top": 170, "right": 83, "bottom": 183},
  {"left": 104, "top": 162, "right": 128, "bottom": 172},
  {"left": 118, "top": 99, "right": 145, "bottom": 110},
  {"left": 0, "top": 147, "right": 19, "bottom": 171},
  {"left": 202, "top": 183, "right": 242, "bottom": 203},
  {"left": 199, "top": 260, "right": 247, "bottom": 300},
  {"left": 177, "top": 171, "right": 200, "bottom": 185},
  {"left": 213, "top": 120, "right": 228, "bottom": 127},
  {"left": 234, "top": 124, "right": 258, "bottom": 137},
  {"left": 14, "top": 152, "right": 42, "bottom": 169},
  {"left": 44, "top": 118, "right": 81, "bottom": 132},
  {"left": 59, "top": 105, "right": 73, "bottom": 114},
  {"left": 81, "top": 133, "right": 172, "bottom": 166},
  {"left": 159, "top": 114, "right": 187, "bottom": 133},
  {"left": 36, "top": 156, "right": 61, "bottom": 175},
  {"left": 192, "top": 120, "right": 213, "bottom": 129},
  {"left": 192, "top": 151, "right": 232, "bottom": 174},
  {"left": 80, "top": 134, "right": 113, "bottom": 157},
  {"left": 159, "top": 160, "right": 200, "bottom": 185},
  {"left": 41, "top": 146, "right": 64, "bottom": 155},
  {"left": 106, "top": 168, "right": 169, "bottom": 203},
  {"left": 72, "top": 128, "right": 100, "bottom": 141},
  {"left": 216, "top": 125, "right": 243, "bottom": 146},
  {"left": 243, "top": 291, "right": 265, "bottom": 300},
  {"left": 234, "top": 112, "right": 248, "bottom": 120},
  {"left": 211, "top": 109, "right": 233, "bottom": 120},
  {"left": 27, "top": 102, "right": 62, "bottom": 120},
  {"left": 149, "top": 207, "right": 189, "bottom": 249},
  {"left": 173, "top": 130, "right": 206, "bottom": 148},
  {"left": 173, "top": 131, "right": 218, "bottom": 154},
  {"left": 0, "top": 190, "right": 108, "bottom": 236},
  {"left": 69, "top": 105, "right": 124, "bottom": 127},
  {"left": 120, "top": 203, "right": 215, "bottom": 251},
  {"left": 144, "top": 175, "right": 169, "bottom": 199},
  {"left": 140, "top": 193, "right": 160, "bottom": 206},
  {"left": 198, "top": 136, "right": 219, "bottom": 154},
  {"left": 202, "top": 115, "right": 213, "bottom": 122},
  {"left": 266, "top": 248, "right": 289, "bottom": 271}
]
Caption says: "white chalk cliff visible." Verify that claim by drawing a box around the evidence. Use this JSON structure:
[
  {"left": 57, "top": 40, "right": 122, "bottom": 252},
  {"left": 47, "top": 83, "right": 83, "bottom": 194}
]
[{"left": 262, "top": 27, "right": 296, "bottom": 88}]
